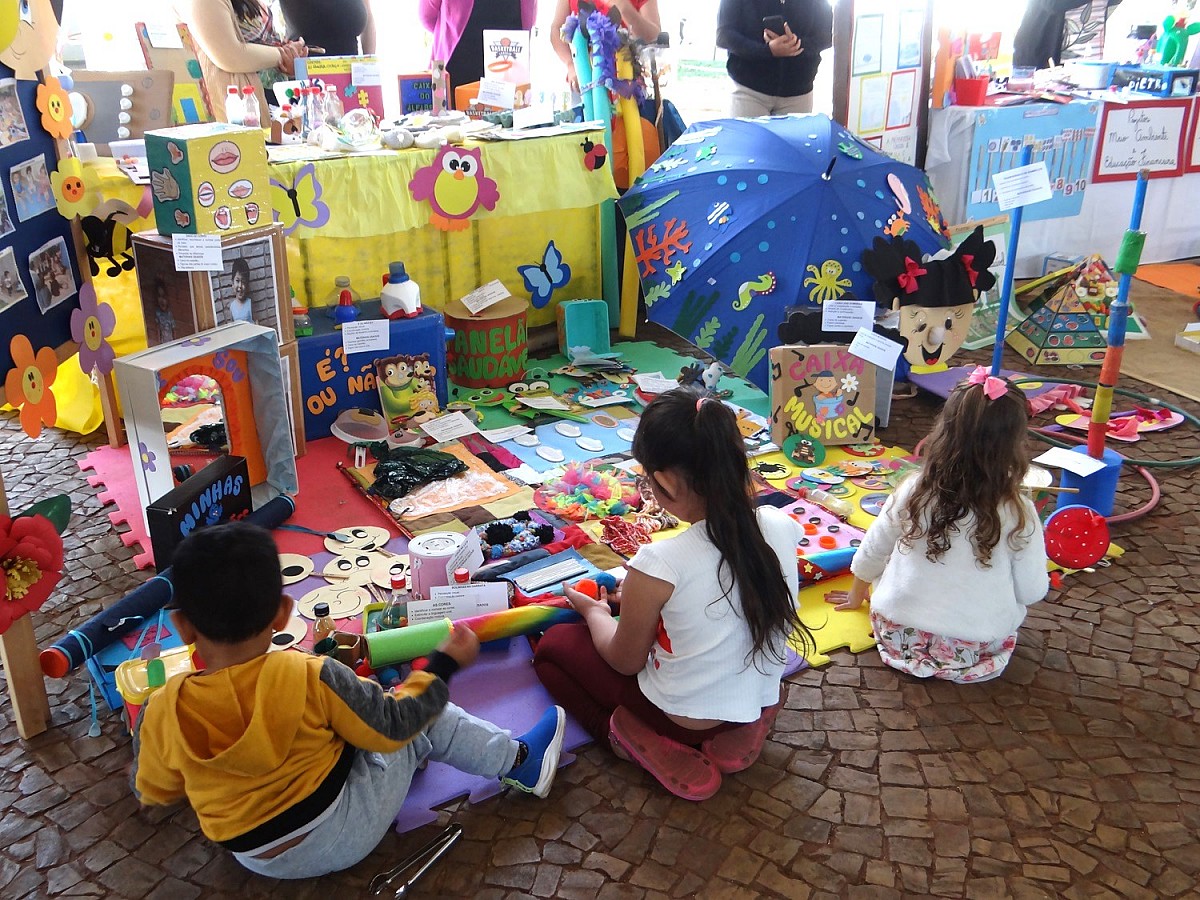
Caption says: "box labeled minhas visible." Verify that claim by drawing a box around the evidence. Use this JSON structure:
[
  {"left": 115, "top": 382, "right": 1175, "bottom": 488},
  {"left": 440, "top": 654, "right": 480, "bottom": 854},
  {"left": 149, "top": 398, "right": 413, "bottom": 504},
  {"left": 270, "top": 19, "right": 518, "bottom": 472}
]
[
  {"left": 145, "top": 123, "right": 270, "bottom": 235},
  {"left": 146, "top": 455, "right": 251, "bottom": 569}
]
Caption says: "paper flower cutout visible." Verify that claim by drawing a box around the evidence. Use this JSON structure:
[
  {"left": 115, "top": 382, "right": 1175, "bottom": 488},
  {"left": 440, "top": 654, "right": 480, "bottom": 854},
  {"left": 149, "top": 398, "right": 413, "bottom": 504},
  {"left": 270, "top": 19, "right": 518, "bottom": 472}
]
[
  {"left": 50, "top": 156, "right": 99, "bottom": 219},
  {"left": 841, "top": 374, "right": 859, "bottom": 393},
  {"left": 138, "top": 442, "right": 157, "bottom": 473},
  {"left": 70, "top": 284, "right": 116, "bottom": 376},
  {"left": 37, "top": 75, "right": 73, "bottom": 139},
  {"left": 4, "top": 335, "right": 57, "bottom": 438},
  {"left": 0, "top": 515, "right": 65, "bottom": 636}
]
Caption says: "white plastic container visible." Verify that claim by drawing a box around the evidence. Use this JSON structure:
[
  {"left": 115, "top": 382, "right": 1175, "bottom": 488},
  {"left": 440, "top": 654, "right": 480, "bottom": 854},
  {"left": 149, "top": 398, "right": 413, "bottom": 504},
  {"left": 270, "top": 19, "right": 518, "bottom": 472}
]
[{"left": 380, "top": 262, "right": 422, "bottom": 319}]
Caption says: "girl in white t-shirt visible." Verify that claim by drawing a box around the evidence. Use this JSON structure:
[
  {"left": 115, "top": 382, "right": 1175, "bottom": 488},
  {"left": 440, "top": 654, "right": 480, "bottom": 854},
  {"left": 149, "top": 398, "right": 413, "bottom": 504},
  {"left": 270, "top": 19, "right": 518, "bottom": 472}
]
[
  {"left": 826, "top": 367, "right": 1049, "bottom": 683},
  {"left": 534, "top": 388, "right": 813, "bottom": 801},
  {"left": 228, "top": 258, "right": 255, "bottom": 324}
]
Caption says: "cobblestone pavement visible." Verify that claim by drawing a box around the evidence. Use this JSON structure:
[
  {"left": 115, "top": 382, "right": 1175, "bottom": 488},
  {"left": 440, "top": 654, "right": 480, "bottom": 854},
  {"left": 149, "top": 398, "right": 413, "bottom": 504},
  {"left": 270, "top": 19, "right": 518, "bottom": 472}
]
[{"left": 2, "top": 322, "right": 1198, "bottom": 899}]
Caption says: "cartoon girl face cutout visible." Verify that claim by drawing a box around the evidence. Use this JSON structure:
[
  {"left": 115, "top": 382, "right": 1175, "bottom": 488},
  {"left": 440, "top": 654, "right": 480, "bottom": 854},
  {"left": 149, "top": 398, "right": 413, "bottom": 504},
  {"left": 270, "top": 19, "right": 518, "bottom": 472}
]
[
  {"left": 0, "top": 0, "right": 59, "bottom": 81},
  {"left": 897, "top": 302, "right": 972, "bottom": 369}
]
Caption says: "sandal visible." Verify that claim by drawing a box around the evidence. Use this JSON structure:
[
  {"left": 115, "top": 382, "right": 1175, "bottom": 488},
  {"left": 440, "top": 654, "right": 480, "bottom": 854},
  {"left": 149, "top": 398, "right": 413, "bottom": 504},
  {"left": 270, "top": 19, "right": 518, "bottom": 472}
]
[
  {"left": 701, "top": 691, "right": 784, "bottom": 774},
  {"left": 608, "top": 707, "right": 722, "bottom": 802}
]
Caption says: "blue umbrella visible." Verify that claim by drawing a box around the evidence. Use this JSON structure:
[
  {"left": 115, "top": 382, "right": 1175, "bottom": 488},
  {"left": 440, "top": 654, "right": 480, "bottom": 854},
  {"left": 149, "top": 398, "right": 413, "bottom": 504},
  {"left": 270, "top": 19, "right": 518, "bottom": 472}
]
[{"left": 618, "top": 114, "right": 952, "bottom": 391}]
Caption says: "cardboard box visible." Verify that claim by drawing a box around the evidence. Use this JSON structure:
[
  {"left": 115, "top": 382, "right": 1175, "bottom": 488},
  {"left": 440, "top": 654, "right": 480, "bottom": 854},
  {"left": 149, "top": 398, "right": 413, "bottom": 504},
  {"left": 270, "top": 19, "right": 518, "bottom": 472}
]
[
  {"left": 556, "top": 299, "right": 610, "bottom": 356},
  {"left": 113, "top": 322, "right": 300, "bottom": 535},
  {"left": 769, "top": 345, "right": 877, "bottom": 449},
  {"left": 295, "top": 56, "right": 385, "bottom": 120},
  {"left": 279, "top": 340, "right": 307, "bottom": 455},
  {"left": 132, "top": 224, "right": 294, "bottom": 346},
  {"left": 454, "top": 80, "right": 531, "bottom": 115},
  {"left": 146, "top": 455, "right": 252, "bottom": 569},
  {"left": 1110, "top": 65, "right": 1199, "bottom": 98},
  {"left": 145, "top": 123, "right": 270, "bottom": 235},
  {"left": 399, "top": 73, "right": 435, "bottom": 114}
]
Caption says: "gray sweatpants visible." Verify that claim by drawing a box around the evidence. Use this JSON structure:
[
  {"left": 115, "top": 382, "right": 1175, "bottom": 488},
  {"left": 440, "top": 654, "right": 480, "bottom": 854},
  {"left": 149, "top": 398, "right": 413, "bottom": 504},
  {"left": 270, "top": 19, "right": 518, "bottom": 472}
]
[{"left": 233, "top": 703, "right": 518, "bottom": 879}]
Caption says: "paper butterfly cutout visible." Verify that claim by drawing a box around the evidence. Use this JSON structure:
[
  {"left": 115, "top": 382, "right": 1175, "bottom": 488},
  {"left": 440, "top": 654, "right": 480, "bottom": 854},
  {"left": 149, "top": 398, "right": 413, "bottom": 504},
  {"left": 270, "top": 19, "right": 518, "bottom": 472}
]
[
  {"left": 269, "top": 162, "right": 331, "bottom": 236},
  {"left": 519, "top": 240, "right": 571, "bottom": 309}
]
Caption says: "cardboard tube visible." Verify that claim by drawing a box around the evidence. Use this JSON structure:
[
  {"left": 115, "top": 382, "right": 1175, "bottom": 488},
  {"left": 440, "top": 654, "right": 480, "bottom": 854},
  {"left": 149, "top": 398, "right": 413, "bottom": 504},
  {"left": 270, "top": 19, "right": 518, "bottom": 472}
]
[{"left": 365, "top": 619, "right": 453, "bottom": 668}]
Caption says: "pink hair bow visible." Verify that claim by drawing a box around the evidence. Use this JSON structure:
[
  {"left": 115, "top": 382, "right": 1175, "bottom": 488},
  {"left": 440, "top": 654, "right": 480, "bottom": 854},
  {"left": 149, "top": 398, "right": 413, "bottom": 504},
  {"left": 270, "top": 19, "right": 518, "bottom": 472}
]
[
  {"left": 896, "top": 257, "right": 927, "bottom": 294},
  {"left": 966, "top": 365, "right": 1008, "bottom": 401}
]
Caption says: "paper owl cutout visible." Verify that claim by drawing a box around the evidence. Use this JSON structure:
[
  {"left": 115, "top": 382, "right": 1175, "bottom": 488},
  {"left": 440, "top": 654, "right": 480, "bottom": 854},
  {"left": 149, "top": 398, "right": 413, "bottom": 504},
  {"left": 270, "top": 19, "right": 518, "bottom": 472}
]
[{"left": 408, "top": 145, "right": 500, "bottom": 232}]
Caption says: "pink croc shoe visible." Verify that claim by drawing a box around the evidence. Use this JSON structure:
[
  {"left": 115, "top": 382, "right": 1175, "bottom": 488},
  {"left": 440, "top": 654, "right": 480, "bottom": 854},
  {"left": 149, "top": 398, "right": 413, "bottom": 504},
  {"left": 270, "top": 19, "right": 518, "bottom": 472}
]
[
  {"left": 608, "top": 707, "right": 722, "bottom": 802},
  {"left": 701, "top": 694, "right": 785, "bottom": 774}
]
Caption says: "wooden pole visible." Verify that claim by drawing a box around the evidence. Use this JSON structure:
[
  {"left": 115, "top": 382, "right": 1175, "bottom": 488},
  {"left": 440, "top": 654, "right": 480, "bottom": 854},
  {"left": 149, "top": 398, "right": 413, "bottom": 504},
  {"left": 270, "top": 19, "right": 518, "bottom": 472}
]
[{"left": 0, "top": 469, "right": 52, "bottom": 740}]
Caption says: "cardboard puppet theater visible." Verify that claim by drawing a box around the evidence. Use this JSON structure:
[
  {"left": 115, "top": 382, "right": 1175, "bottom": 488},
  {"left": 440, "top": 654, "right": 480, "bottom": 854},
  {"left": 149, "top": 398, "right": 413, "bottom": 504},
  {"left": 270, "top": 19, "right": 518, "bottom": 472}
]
[
  {"left": 113, "top": 323, "right": 300, "bottom": 536},
  {"left": 862, "top": 226, "right": 998, "bottom": 383}
]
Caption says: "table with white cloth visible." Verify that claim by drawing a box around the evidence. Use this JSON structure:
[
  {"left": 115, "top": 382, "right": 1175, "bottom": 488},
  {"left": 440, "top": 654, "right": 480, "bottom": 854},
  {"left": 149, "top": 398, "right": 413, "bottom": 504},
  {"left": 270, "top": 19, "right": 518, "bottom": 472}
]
[{"left": 925, "top": 100, "right": 1200, "bottom": 277}]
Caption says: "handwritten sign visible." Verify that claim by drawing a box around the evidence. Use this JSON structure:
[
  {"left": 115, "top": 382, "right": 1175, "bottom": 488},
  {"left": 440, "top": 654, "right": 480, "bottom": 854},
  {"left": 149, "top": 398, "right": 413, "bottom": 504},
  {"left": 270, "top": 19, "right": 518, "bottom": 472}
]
[{"left": 1092, "top": 99, "right": 1190, "bottom": 183}]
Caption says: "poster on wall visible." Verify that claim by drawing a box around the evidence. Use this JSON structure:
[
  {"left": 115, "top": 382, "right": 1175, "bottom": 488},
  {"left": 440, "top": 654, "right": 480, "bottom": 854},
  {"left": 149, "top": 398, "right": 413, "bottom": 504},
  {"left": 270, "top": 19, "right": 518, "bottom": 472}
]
[
  {"left": 967, "top": 102, "right": 1099, "bottom": 223},
  {"left": 1093, "top": 99, "right": 1190, "bottom": 183},
  {"left": 844, "top": 0, "right": 928, "bottom": 166}
]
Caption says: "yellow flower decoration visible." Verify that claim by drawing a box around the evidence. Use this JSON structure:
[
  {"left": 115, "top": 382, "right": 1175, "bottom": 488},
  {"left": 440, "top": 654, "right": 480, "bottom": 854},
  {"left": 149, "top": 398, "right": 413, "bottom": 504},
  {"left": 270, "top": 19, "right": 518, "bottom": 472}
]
[
  {"left": 36, "top": 75, "right": 73, "bottom": 140},
  {"left": 50, "top": 157, "right": 99, "bottom": 219}
]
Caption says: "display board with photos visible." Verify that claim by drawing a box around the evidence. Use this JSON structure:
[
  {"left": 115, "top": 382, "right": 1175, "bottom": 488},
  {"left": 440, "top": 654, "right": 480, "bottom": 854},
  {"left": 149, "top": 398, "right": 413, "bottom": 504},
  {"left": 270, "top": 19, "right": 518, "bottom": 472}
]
[{"left": 0, "top": 62, "right": 86, "bottom": 394}]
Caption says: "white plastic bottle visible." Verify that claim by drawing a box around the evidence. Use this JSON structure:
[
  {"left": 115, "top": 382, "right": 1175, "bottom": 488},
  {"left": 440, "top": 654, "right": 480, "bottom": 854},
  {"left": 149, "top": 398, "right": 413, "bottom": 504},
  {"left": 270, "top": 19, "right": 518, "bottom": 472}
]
[
  {"left": 225, "top": 86, "right": 244, "bottom": 125},
  {"left": 796, "top": 486, "right": 855, "bottom": 520},
  {"left": 240, "top": 85, "right": 260, "bottom": 127},
  {"left": 323, "top": 83, "right": 344, "bottom": 124},
  {"left": 380, "top": 262, "right": 422, "bottom": 319}
]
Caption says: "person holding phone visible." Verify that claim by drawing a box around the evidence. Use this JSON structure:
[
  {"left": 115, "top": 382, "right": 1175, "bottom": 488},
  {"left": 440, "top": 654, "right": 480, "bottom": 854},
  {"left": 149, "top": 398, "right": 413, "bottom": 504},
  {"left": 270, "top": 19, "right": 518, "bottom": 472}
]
[{"left": 716, "top": 0, "right": 833, "bottom": 118}]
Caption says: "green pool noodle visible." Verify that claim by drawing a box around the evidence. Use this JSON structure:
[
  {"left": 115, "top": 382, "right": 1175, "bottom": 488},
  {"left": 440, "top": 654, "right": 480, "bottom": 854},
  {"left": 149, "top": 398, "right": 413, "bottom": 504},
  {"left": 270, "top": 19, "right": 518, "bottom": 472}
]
[
  {"left": 1113, "top": 230, "right": 1145, "bottom": 276},
  {"left": 366, "top": 618, "right": 453, "bottom": 668}
]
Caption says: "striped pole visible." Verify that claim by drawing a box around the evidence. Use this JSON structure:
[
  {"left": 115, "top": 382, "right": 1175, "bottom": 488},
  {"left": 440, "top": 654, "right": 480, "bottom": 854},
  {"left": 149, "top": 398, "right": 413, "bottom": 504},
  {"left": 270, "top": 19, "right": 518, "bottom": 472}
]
[{"left": 1087, "top": 169, "right": 1149, "bottom": 459}]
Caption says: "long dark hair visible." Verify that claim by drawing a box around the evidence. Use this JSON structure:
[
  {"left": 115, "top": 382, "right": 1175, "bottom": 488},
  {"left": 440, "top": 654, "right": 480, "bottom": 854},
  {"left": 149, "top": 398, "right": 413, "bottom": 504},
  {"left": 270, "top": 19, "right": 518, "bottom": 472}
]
[
  {"left": 633, "top": 387, "right": 812, "bottom": 664},
  {"left": 904, "top": 380, "right": 1031, "bottom": 565},
  {"left": 230, "top": 0, "right": 265, "bottom": 22}
]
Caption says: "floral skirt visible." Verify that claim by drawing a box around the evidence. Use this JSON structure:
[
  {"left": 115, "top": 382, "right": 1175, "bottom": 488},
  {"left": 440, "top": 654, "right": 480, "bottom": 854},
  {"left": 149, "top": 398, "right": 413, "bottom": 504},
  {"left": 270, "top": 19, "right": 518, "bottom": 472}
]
[{"left": 870, "top": 611, "right": 1018, "bottom": 684}]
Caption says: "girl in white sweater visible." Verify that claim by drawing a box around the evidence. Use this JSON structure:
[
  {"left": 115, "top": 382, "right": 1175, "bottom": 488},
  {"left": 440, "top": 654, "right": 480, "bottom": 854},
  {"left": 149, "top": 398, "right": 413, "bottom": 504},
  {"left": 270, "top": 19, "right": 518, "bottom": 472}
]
[{"left": 828, "top": 367, "right": 1049, "bottom": 683}]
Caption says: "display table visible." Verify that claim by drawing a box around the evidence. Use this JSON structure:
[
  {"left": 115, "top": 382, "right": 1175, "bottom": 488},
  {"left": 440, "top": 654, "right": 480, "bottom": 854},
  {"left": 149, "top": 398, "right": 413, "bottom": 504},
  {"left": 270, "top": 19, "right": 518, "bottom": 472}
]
[
  {"left": 268, "top": 131, "right": 619, "bottom": 327},
  {"left": 926, "top": 100, "right": 1200, "bottom": 277}
]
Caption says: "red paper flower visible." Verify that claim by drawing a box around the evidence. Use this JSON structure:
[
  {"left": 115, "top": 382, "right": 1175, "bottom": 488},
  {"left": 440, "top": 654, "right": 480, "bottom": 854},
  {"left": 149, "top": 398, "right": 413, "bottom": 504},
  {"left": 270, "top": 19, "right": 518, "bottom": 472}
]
[
  {"left": 4, "top": 335, "right": 58, "bottom": 438},
  {"left": 0, "top": 515, "right": 65, "bottom": 636}
]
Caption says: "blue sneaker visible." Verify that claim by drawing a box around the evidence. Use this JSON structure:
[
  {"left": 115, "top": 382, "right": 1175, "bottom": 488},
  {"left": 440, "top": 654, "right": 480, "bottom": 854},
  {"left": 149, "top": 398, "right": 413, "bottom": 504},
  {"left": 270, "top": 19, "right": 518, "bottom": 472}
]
[{"left": 501, "top": 706, "right": 565, "bottom": 798}]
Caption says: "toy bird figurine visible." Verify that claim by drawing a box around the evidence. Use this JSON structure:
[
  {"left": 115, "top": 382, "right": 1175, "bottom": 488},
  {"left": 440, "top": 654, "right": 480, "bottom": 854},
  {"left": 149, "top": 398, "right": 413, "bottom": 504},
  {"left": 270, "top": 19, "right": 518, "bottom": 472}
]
[{"left": 408, "top": 145, "right": 500, "bottom": 232}]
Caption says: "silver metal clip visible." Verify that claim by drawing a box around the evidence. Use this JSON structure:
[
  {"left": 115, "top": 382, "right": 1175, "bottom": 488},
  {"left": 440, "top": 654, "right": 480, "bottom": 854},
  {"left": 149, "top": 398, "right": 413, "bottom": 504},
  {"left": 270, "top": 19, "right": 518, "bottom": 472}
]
[{"left": 368, "top": 823, "right": 463, "bottom": 897}]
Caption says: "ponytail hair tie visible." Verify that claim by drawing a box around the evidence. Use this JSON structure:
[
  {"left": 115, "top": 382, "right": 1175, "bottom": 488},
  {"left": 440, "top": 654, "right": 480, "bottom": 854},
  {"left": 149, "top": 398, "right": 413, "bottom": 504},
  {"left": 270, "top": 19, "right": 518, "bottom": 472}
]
[{"left": 696, "top": 396, "right": 709, "bottom": 412}]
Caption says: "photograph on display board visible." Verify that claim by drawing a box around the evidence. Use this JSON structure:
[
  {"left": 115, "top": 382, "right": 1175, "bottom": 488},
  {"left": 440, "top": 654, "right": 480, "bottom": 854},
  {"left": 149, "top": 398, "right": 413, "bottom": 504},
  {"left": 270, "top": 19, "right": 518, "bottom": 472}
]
[
  {"left": 0, "top": 245, "right": 29, "bottom": 313},
  {"left": 0, "top": 78, "right": 30, "bottom": 148},
  {"left": 208, "top": 236, "right": 278, "bottom": 332},
  {"left": 138, "top": 271, "right": 198, "bottom": 346},
  {"left": 29, "top": 236, "right": 78, "bottom": 313},
  {"left": 10, "top": 153, "right": 55, "bottom": 221},
  {"left": 0, "top": 189, "right": 14, "bottom": 239}
]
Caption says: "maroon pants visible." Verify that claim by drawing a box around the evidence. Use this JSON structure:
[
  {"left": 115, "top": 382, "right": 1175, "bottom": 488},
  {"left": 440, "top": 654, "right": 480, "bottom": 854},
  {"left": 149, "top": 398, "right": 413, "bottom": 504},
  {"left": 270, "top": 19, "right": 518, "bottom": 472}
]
[{"left": 533, "top": 622, "right": 734, "bottom": 746}]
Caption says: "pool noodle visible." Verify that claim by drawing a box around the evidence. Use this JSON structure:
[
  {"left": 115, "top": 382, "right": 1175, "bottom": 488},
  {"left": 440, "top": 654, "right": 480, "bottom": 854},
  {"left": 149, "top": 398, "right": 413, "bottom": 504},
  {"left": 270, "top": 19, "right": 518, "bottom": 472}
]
[
  {"left": 40, "top": 495, "right": 297, "bottom": 677},
  {"left": 365, "top": 605, "right": 580, "bottom": 667},
  {"left": 571, "top": 28, "right": 595, "bottom": 121}
]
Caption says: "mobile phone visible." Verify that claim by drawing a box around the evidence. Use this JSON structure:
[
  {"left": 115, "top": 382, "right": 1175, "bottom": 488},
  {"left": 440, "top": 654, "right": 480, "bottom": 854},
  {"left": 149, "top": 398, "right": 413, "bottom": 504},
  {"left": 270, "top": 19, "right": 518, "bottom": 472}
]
[{"left": 763, "top": 15, "right": 787, "bottom": 35}]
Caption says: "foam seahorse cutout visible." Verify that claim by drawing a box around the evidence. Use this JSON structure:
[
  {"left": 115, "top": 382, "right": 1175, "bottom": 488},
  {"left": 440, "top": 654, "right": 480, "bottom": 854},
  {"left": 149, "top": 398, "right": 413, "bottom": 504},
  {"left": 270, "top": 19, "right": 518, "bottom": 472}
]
[{"left": 733, "top": 272, "right": 777, "bottom": 311}]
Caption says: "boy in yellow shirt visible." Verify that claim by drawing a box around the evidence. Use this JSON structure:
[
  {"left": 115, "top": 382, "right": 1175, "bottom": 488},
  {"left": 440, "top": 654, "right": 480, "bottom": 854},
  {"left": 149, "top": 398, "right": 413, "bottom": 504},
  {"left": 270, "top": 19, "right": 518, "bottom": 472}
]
[{"left": 132, "top": 522, "right": 565, "bottom": 879}]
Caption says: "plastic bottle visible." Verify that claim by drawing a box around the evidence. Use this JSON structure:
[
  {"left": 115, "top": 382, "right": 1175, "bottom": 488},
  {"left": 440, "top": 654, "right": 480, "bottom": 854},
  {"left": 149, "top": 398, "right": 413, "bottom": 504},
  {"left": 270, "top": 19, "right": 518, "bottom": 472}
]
[
  {"left": 324, "top": 275, "right": 361, "bottom": 310},
  {"left": 332, "top": 288, "right": 359, "bottom": 326},
  {"left": 796, "top": 486, "right": 854, "bottom": 520},
  {"left": 240, "top": 85, "right": 260, "bottom": 127},
  {"left": 225, "top": 86, "right": 244, "bottom": 125},
  {"left": 323, "top": 83, "right": 344, "bottom": 124},
  {"left": 312, "top": 602, "right": 336, "bottom": 645},
  {"left": 306, "top": 86, "right": 324, "bottom": 133},
  {"left": 380, "top": 575, "right": 411, "bottom": 630},
  {"left": 380, "top": 262, "right": 422, "bottom": 319}
]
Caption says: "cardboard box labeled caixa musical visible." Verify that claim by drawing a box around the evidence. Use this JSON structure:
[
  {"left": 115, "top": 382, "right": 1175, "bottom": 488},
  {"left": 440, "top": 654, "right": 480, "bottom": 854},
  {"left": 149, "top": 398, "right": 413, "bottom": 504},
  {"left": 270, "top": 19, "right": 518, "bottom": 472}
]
[
  {"left": 145, "top": 123, "right": 270, "bottom": 235},
  {"left": 769, "top": 345, "right": 877, "bottom": 449}
]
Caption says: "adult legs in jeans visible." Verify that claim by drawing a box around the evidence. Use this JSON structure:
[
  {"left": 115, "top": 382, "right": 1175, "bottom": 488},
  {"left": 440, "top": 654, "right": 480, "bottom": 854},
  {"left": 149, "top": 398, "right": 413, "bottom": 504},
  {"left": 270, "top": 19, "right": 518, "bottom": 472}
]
[
  {"left": 533, "top": 622, "right": 729, "bottom": 746},
  {"left": 730, "top": 83, "right": 815, "bottom": 118},
  {"left": 235, "top": 703, "right": 518, "bottom": 879}
]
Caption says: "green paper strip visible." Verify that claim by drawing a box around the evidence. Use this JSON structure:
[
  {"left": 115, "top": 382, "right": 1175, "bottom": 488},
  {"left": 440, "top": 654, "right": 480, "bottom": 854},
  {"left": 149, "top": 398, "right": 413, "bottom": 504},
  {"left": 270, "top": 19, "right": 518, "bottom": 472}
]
[
  {"left": 365, "top": 618, "right": 453, "bottom": 667},
  {"left": 1113, "top": 230, "right": 1146, "bottom": 275}
]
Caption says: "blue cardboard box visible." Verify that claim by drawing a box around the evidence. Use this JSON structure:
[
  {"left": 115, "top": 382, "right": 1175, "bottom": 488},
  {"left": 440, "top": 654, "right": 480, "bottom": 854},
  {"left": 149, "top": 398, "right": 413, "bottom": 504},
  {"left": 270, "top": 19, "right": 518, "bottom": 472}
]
[
  {"left": 1111, "top": 65, "right": 1199, "bottom": 98},
  {"left": 297, "top": 304, "right": 448, "bottom": 439}
]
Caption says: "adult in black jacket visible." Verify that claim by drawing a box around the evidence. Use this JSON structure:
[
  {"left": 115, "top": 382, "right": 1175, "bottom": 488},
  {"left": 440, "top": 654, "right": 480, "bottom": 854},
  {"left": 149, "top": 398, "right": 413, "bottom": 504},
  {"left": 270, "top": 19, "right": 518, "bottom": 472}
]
[
  {"left": 716, "top": 0, "right": 833, "bottom": 117},
  {"left": 280, "top": 0, "right": 376, "bottom": 57}
]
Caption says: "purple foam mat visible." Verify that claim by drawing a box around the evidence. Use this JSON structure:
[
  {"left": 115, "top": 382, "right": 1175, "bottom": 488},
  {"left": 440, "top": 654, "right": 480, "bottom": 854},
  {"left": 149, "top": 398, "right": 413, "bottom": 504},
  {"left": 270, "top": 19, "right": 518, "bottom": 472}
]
[
  {"left": 393, "top": 641, "right": 808, "bottom": 833},
  {"left": 908, "top": 365, "right": 1058, "bottom": 400}
]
